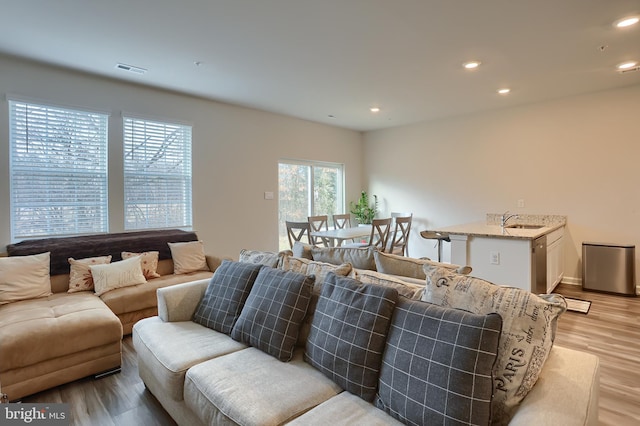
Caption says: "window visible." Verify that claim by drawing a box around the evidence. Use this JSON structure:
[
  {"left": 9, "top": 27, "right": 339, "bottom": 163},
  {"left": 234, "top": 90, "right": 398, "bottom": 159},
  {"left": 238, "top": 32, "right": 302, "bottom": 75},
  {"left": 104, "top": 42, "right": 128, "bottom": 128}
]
[
  {"left": 9, "top": 99, "right": 109, "bottom": 240},
  {"left": 278, "top": 160, "right": 344, "bottom": 250},
  {"left": 123, "top": 116, "right": 192, "bottom": 230}
]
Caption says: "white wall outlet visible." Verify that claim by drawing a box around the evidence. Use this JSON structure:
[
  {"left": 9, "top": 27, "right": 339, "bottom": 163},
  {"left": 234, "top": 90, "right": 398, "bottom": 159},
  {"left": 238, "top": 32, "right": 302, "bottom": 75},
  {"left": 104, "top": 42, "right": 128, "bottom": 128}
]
[
  {"left": 490, "top": 251, "right": 500, "bottom": 265},
  {"left": 264, "top": 191, "right": 274, "bottom": 200},
  {"left": 517, "top": 199, "right": 525, "bottom": 208}
]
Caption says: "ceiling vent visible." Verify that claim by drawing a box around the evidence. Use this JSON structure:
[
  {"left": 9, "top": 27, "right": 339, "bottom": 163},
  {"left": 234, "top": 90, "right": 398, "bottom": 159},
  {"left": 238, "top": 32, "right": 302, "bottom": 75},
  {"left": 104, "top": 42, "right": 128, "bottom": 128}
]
[{"left": 115, "top": 63, "right": 147, "bottom": 75}]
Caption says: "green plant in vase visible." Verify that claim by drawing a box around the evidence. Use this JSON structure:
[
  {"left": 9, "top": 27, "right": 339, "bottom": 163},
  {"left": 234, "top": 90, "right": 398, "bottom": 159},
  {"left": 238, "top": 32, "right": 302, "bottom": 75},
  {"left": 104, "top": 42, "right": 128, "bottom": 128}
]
[{"left": 350, "top": 191, "right": 378, "bottom": 224}]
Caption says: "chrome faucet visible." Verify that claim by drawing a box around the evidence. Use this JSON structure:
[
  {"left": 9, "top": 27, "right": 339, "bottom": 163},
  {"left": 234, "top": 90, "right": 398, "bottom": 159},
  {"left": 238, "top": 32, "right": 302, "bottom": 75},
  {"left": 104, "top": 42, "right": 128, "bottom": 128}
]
[{"left": 501, "top": 210, "right": 519, "bottom": 227}]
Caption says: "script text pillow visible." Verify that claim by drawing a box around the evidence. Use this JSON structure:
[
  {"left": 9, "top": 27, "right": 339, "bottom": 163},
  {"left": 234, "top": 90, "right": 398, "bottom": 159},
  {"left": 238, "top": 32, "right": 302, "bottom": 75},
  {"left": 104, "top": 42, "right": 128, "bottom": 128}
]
[
  {"left": 376, "top": 297, "right": 502, "bottom": 425},
  {"left": 168, "top": 240, "right": 209, "bottom": 274},
  {"left": 422, "top": 265, "right": 567, "bottom": 424},
  {"left": 122, "top": 251, "right": 161, "bottom": 279},
  {"left": 239, "top": 249, "right": 284, "bottom": 268},
  {"left": 305, "top": 273, "right": 398, "bottom": 402},
  {"left": 68, "top": 255, "right": 112, "bottom": 293},
  {"left": 193, "top": 260, "right": 263, "bottom": 334},
  {"left": 0, "top": 252, "right": 52, "bottom": 305},
  {"left": 231, "top": 267, "right": 314, "bottom": 361},
  {"left": 90, "top": 256, "right": 147, "bottom": 296}
]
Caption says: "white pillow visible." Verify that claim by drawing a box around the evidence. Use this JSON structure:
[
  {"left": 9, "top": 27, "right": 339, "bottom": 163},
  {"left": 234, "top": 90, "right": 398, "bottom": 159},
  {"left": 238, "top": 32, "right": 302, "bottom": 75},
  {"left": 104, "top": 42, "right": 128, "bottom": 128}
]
[
  {"left": 168, "top": 240, "right": 208, "bottom": 274},
  {"left": 0, "top": 252, "right": 52, "bottom": 305},
  {"left": 90, "top": 256, "right": 147, "bottom": 296}
]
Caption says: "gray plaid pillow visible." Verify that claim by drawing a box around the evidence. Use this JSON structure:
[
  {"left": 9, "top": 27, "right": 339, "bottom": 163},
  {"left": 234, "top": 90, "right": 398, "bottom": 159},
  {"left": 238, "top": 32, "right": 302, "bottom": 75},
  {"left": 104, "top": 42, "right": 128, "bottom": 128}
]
[
  {"left": 376, "top": 297, "right": 502, "bottom": 425},
  {"left": 192, "top": 260, "right": 263, "bottom": 334},
  {"left": 231, "top": 267, "right": 314, "bottom": 361},
  {"left": 305, "top": 272, "right": 398, "bottom": 402}
]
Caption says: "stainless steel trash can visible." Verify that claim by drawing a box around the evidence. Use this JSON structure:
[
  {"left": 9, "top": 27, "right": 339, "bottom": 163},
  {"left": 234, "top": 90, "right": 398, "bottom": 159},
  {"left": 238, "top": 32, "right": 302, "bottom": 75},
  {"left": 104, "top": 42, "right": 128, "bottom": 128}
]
[{"left": 582, "top": 242, "right": 636, "bottom": 296}]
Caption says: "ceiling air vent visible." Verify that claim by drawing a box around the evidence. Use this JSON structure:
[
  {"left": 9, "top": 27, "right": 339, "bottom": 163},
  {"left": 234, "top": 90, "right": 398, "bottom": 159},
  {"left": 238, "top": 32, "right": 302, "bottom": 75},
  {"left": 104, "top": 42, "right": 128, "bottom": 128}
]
[{"left": 115, "top": 63, "right": 147, "bottom": 75}]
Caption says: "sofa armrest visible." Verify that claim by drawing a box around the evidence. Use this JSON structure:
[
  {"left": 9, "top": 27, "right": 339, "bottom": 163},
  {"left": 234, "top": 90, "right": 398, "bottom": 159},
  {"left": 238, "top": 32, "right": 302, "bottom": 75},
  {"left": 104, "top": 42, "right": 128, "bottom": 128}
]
[
  {"left": 509, "top": 345, "right": 599, "bottom": 426},
  {"left": 157, "top": 278, "right": 210, "bottom": 322}
]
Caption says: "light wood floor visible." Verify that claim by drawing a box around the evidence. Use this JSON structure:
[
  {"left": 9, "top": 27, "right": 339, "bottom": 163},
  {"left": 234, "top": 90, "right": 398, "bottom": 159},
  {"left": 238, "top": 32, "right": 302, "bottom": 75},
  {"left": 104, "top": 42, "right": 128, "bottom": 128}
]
[{"left": 20, "top": 284, "right": 640, "bottom": 425}]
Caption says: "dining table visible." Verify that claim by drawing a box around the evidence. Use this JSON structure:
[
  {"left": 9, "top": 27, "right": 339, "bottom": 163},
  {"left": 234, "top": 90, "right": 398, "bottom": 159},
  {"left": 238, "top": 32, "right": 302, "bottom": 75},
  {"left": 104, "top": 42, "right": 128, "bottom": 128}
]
[{"left": 310, "top": 225, "right": 372, "bottom": 247}]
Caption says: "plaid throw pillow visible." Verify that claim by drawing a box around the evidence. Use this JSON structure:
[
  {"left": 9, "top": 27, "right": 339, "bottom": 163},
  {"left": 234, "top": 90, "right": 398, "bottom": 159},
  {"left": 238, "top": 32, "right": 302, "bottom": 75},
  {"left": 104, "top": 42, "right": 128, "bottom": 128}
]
[
  {"left": 192, "top": 260, "right": 263, "bottom": 334},
  {"left": 376, "top": 297, "right": 502, "bottom": 425},
  {"left": 305, "top": 273, "right": 398, "bottom": 402},
  {"left": 231, "top": 267, "right": 314, "bottom": 361}
]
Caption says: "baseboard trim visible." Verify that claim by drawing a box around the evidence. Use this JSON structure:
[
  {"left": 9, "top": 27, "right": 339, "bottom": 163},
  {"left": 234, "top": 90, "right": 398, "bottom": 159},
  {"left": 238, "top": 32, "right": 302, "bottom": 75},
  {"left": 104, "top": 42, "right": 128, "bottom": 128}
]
[{"left": 561, "top": 276, "right": 581, "bottom": 286}]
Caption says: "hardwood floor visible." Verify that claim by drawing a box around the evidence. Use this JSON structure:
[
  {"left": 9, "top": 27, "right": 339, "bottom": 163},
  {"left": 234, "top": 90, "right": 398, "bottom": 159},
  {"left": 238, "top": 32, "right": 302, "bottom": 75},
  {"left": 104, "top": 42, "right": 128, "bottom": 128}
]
[
  {"left": 20, "top": 284, "right": 640, "bottom": 425},
  {"left": 552, "top": 284, "right": 640, "bottom": 426},
  {"left": 21, "top": 337, "right": 176, "bottom": 426}
]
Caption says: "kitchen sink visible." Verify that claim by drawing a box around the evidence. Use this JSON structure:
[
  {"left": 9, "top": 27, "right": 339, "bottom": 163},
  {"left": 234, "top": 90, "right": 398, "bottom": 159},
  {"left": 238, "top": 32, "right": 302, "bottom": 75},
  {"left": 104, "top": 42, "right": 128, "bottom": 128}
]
[{"left": 505, "top": 224, "right": 545, "bottom": 229}]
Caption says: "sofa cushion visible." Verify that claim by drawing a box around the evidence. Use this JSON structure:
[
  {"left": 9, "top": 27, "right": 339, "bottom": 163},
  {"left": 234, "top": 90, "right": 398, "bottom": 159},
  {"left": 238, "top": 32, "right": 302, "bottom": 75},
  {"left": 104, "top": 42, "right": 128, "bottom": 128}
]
[
  {"left": 67, "top": 255, "right": 112, "bottom": 293},
  {"left": 0, "top": 252, "right": 52, "bottom": 305},
  {"left": 192, "top": 260, "right": 263, "bottom": 334},
  {"left": 280, "top": 256, "right": 352, "bottom": 293},
  {"left": 305, "top": 273, "right": 398, "bottom": 402},
  {"left": 376, "top": 297, "right": 502, "bottom": 425},
  {"left": 311, "top": 246, "right": 377, "bottom": 270},
  {"left": 0, "top": 292, "right": 122, "bottom": 371},
  {"left": 168, "top": 240, "right": 208, "bottom": 274},
  {"left": 374, "top": 251, "right": 471, "bottom": 278},
  {"left": 184, "top": 347, "right": 342, "bottom": 425},
  {"left": 238, "top": 249, "right": 283, "bottom": 268},
  {"left": 292, "top": 241, "right": 314, "bottom": 260},
  {"left": 99, "top": 270, "right": 213, "bottom": 316},
  {"left": 122, "top": 251, "right": 161, "bottom": 279},
  {"left": 288, "top": 391, "right": 404, "bottom": 426},
  {"left": 231, "top": 267, "right": 313, "bottom": 361},
  {"left": 90, "top": 256, "right": 147, "bottom": 296},
  {"left": 422, "top": 265, "right": 567, "bottom": 424},
  {"left": 132, "top": 316, "right": 247, "bottom": 402},
  {"left": 354, "top": 269, "right": 424, "bottom": 299}
]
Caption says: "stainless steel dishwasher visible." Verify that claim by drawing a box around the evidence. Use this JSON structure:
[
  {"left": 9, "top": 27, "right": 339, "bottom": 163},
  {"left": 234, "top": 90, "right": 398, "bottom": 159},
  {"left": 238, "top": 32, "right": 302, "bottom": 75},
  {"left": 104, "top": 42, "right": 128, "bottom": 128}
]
[
  {"left": 582, "top": 242, "right": 636, "bottom": 295},
  {"left": 531, "top": 235, "right": 547, "bottom": 294}
]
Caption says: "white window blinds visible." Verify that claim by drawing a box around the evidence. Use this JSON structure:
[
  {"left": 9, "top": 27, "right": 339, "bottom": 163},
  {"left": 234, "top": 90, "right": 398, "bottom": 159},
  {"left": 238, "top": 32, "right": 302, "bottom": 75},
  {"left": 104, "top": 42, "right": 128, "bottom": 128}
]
[
  {"left": 9, "top": 100, "right": 109, "bottom": 240},
  {"left": 123, "top": 116, "right": 193, "bottom": 230}
]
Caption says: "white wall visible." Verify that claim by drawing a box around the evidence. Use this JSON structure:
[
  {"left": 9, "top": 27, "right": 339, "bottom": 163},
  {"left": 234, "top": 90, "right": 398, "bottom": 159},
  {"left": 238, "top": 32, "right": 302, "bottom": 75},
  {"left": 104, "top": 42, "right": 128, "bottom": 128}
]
[
  {"left": 364, "top": 84, "right": 640, "bottom": 283},
  {"left": 0, "top": 54, "right": 363, "bottom": 258}
]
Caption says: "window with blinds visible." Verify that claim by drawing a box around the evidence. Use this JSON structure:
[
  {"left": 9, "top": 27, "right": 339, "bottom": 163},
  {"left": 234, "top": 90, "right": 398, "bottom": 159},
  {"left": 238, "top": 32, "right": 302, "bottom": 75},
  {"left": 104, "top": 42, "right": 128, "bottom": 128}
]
[
  {"left": 123, "top": 116, "right": 193, "bottom": 230},
  {"left": 9, "top": 100, "right": 109, "bottom": 240}
]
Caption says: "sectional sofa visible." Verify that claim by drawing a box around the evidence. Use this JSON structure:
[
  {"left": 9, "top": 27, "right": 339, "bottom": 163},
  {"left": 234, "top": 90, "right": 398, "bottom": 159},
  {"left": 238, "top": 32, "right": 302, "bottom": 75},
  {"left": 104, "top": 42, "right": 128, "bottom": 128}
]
[
  {"left": 133, "top": 246, "right": 600, "bottom": 426},
  {"left": 0, "top": 229, "right": 217, "bottom": 401}
]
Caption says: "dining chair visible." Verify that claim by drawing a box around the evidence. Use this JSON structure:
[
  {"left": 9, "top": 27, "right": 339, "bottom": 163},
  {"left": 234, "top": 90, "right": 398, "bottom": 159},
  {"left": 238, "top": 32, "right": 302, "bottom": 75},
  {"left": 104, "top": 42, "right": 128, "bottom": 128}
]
[
  {"left": 387, "top": 214, "right": 413, "bottom": 256},
  {"left": 332, "top": 213, "right": 352, "bottom": 230},
  {"left": 286, "top": 221, "right": 312, "bottom": 249},
  {"left": 308, "top": 215, "right": 329, "bottom": 247},
  {"left": 343, "top": 217, "right": 392, "bottom": 252}
]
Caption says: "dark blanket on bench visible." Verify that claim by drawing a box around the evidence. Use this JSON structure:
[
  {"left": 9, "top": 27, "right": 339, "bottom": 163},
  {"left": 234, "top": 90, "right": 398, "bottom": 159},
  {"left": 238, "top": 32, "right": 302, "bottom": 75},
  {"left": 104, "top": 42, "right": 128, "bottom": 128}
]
[{"left": 7, "top": 229, "right": 198, "bottom": 275}]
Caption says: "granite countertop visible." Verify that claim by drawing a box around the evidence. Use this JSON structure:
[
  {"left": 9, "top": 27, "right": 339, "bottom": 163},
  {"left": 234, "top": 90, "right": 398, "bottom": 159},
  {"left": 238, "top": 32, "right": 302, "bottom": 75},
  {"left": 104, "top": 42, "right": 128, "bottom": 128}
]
[{"left": 423, "top": 214, "right": 567, "bottom": 241}]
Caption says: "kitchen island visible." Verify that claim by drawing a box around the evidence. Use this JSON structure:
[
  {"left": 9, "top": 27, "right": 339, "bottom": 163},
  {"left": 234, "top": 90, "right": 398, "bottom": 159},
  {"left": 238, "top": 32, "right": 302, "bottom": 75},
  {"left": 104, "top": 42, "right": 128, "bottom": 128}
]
[{"left": 423, "top": 214, "right": 566, "bottom": 293}]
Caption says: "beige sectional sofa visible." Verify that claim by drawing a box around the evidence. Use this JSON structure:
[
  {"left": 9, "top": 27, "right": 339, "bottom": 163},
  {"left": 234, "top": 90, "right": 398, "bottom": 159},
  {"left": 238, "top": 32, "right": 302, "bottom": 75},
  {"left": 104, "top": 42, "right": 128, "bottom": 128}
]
[
  {"left": 0, "top": 229, "right": 217, "bottom": 401},
  {"left": 133, "top": 246, "right": 600, "bottom": 426}
]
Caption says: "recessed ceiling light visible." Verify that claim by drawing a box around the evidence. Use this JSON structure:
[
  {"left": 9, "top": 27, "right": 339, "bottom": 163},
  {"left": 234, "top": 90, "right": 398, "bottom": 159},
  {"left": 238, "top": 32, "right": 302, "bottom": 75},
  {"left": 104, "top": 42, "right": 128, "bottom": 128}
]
[
  {"left": 370, "top": 107, "right": 380, "bottom": 113},
  {"left": 614, "top": 16, "right": 639, "bottom": 28},
  {"left": 463, "top": 61, "right": 481, "bottom": 69},
  {"left": 617, "top": 61, "right": 638, "bottom": 70},
  {"left": 497, "top": 88, "right": 511, "bottom": 95}
]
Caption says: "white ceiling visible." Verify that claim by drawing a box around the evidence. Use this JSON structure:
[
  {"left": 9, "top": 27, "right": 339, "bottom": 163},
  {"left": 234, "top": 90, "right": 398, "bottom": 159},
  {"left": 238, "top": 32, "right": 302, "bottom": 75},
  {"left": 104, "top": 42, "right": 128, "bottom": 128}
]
[{"left": 1, "top": 0, "right": 639, "bottom": 131}]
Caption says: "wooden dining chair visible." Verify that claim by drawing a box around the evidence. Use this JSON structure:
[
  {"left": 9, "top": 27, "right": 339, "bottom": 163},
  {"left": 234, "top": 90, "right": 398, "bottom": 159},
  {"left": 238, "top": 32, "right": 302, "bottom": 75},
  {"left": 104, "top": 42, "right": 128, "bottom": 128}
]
[
  {"left": 308, "top": 215, "right": 329, "bottom": 246},
  {"left": 343, "top": 217, "right": 392, "bottom": 252},
  {"left": 332, "top": 213, "right": 352, "bottom": 230},
  {"left": 387, "top": 214, "right": 413, "bottom": 256},
  {"left": 285, "top": 221, "right": 312, "bottom": 249}
]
